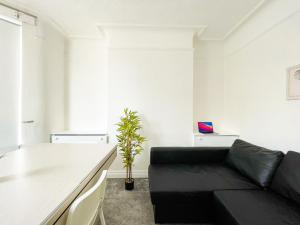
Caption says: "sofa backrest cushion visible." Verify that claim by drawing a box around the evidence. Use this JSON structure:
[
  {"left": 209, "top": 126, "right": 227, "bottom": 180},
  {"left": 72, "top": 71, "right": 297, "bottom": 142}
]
[
  {"left": 150, "top": 147, "right": 229, "bottom": 164},
  {"left": 271, "top": 151, "right": 300, "bottom": 204},
  {"left": 225, "top": 139, "right": 284, "bottom": 188}
]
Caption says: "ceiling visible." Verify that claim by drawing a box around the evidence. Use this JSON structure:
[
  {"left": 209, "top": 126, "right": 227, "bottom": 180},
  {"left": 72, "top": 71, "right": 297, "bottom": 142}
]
[{"left": 4, "top": 0, "right": 266, "bottom": 39}]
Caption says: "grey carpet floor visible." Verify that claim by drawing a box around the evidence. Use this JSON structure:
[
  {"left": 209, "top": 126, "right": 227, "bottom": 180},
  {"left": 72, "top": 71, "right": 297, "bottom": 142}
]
[{"left": 103, "top": 178, "right": 212, "bottom": 225}]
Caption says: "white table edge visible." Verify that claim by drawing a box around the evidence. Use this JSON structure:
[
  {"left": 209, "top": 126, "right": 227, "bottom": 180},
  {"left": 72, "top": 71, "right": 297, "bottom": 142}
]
[{"left": 41, "top": 145, "right": 117, "bottom": 225}]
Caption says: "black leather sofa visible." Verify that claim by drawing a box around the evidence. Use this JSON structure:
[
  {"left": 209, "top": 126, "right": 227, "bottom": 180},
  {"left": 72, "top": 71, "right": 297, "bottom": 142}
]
[{"left": 148, "top": 139, "right": 300, "bottom": 225}]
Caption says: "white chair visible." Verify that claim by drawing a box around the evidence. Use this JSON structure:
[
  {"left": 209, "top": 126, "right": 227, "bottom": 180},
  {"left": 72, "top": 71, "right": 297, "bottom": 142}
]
[{"left": 66, "top": 170, "right": 108, "bottom": 225}]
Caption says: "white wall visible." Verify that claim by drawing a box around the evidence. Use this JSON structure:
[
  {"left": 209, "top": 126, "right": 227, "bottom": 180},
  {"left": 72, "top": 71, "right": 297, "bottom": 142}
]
[
  {"left": 223, "top": 0, "right": 300, "bottom": 151},
  {"left": 66, "top": 38, "right": 108, "bottom": 132},
  {"left": 193, "top": 40, "right": 224, "bottom": 133},
  {"left": 65, "top": 29, "right": 195, "bottom": 177},
  {"left": 62, "top": 0, "right": 300, "bottom": 175},
  {"left": 105, "top": 29, "right": 194, "bottom": 177}
]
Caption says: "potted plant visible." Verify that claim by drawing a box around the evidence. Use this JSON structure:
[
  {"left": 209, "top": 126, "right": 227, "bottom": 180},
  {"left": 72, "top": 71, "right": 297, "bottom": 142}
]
[{"left": 116, "top": 108, "right": 146, "bottom": 190}]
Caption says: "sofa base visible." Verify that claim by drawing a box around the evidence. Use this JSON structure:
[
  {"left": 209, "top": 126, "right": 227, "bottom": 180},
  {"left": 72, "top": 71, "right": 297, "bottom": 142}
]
[
  {"left": 214, "top": 193, "right": 239, "bottom": 225},
  {"left": 153, "top": 203, "right": 214, "bottom": 224}
]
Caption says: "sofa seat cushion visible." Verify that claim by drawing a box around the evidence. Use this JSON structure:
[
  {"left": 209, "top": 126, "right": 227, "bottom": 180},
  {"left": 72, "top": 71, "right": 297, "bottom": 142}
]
[
  {"left": 214, "top": 190, "right": 300, "bottom": 225},
  {"left": 148, "top": 164, "right": 259, "bottom": 204}
]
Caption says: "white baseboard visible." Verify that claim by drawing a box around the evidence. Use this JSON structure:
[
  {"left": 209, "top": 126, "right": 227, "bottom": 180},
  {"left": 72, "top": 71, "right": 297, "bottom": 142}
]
[{"left": 107, "top": 169, "right": 148, "bottom": 178}]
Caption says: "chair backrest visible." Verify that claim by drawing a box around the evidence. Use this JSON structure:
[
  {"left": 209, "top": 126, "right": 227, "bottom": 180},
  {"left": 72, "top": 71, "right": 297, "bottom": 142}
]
[{"left": 66, "top": 170, "right": 108, "bottom": 225}]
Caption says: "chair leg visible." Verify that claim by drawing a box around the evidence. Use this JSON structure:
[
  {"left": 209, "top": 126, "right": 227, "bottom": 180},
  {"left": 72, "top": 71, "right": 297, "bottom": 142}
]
[{"left": 99, "top": 208, "right": 106, "bottom": 225}]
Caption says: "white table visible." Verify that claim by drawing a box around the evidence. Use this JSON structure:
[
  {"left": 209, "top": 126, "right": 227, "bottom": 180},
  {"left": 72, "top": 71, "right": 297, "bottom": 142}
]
[{"left": 0, "top": 143, "right": 117, "bottom": 225}]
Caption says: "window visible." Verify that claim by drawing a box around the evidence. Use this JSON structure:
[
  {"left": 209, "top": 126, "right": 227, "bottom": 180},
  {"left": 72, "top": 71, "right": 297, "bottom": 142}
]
[{"left": 0, "top": 17, "right": 21, "bottom": 154}]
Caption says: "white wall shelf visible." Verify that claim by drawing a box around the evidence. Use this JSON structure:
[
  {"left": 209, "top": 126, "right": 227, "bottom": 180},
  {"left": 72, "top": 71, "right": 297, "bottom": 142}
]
[{"left": 193, "top": 133, "right": 239, "bottom": 147}]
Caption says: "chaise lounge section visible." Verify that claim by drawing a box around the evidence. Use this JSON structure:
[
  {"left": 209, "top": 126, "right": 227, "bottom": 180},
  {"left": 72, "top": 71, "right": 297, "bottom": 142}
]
[
  {"left": 148, "top": 139, "right": 300, "bottom": 224},
  {"left": 148, "top": 146, "right": 259, "bottom": 223}
]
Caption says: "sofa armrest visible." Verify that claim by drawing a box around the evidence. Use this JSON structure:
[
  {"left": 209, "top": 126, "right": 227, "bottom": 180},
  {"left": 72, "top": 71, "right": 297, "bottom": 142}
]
[{"left": 150, "top": 147, "right": 229, "bottom": 164}]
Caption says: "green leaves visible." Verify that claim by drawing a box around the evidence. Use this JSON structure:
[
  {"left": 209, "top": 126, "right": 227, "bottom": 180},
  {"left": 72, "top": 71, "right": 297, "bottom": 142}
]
[{"left": 116, "top": 108, "right": 146, "bottom": 177}]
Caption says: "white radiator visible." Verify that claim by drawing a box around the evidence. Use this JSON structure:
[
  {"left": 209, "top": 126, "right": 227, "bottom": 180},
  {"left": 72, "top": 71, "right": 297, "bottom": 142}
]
[{"left": 51, "top": 131, "right": 108, "bottom": 144}]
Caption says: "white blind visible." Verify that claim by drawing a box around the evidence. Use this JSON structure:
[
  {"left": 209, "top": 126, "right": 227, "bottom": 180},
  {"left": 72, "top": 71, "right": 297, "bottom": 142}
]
[{"left": 0, "top": 18, "right": 21, "bottom": 154}]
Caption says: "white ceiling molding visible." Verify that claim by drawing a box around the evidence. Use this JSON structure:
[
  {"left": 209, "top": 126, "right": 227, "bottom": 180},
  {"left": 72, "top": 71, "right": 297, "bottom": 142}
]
[
  {"left": 223, "top": 0, "right": 269, "bottom": 40},
  {"left": 68, "top": 35, "right": 107, "bottom": 40},
  {"left": 1, "top": 0, "right": 269, "bottom": 40},
  {"left": 98, "top": 23, "right": 207, "bottom": 32},
  {"left": 97, "top": 23, "right": 207, "bottom": 40},
  {"left": 98, "top": 23, "right": 199, "bottom": 50},
  {"left": 96, "top": 0, "right": 268, "bottom": 42},
  {"left": 187, "top": 0, "right": 270, "bottom": 41},
  {"left": 43, "top": 17, "right": 69, "bottom": 37},
  {"left": 224, "top": 0, "right": 300, "bottom": 57},
  {"left": 200, "top": 37, "right": 224, "bottom": 41}
]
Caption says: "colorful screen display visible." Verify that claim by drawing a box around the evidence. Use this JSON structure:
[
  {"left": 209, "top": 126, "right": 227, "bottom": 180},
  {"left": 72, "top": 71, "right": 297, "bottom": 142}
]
[{"left": 198, "top": 122, "right": 214, "bottom": 133}]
